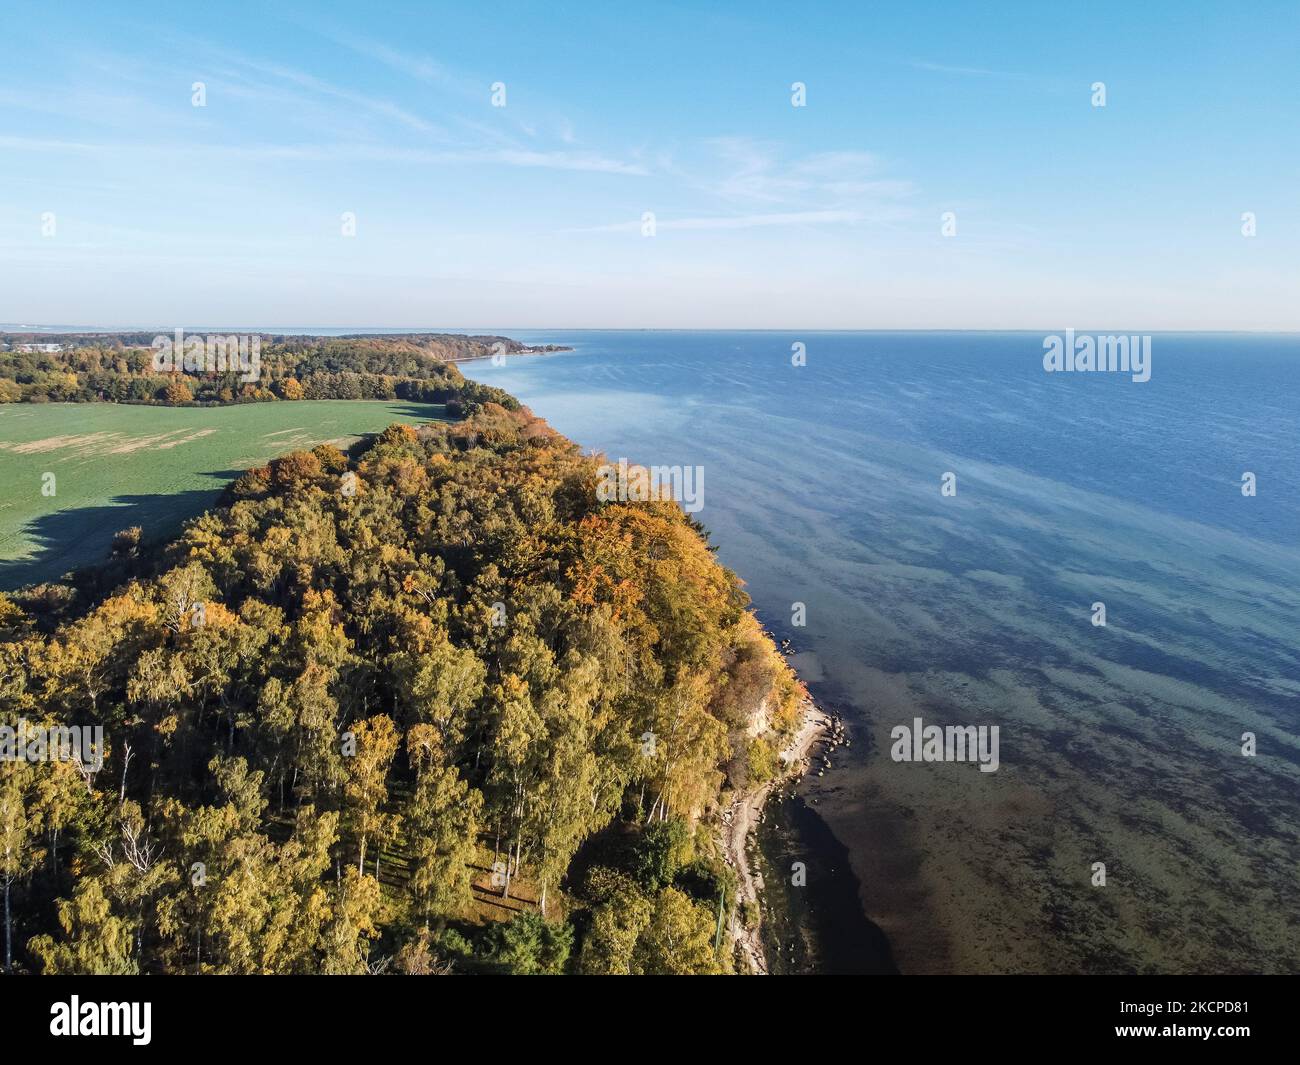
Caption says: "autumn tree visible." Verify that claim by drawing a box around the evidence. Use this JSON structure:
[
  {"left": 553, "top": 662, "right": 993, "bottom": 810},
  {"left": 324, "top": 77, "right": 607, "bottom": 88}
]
[
  {"left": 0, "top": 760, "right": 45, "bottom": 972},
  {"left": 28, "top": 877, "right": 137, "bottom": 975},
  {"left": 162, "top": 380, "right": 193, "bottom": 404},
  {"left": 341, "top": 715, "right": 400, "bottom": 876}
]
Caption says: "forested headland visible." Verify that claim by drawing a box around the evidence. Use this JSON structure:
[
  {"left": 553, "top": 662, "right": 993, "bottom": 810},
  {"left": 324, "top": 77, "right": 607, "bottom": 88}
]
[
  {"left": 0, "top": 370, "right": 804, "bottom": 974},
  {"left": 0, "top": 332, "right": 553, "bottom": 412}
]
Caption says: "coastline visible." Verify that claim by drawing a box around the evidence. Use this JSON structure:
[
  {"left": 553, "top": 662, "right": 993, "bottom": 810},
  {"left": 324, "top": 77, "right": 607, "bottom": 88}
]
[
  {"left": 720, "top": 695, "right": 830, "bottom": 974},
  {"left": 451, "top": 343, "right": 848, "bottom": 973},
  {"left": 444, "top": 345, "right": 570, "bottom": 364}
]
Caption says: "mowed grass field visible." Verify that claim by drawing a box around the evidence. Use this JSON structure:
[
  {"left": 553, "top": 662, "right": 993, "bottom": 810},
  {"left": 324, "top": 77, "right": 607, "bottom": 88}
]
[{"left": 0, "top": 400, "right": 448, "bottom": 590}]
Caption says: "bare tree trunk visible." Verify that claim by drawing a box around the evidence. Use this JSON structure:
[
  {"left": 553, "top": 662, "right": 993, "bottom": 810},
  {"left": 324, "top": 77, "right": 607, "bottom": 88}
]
[{"left": 119, "top": 742, "right": 133, "bottom": 803}]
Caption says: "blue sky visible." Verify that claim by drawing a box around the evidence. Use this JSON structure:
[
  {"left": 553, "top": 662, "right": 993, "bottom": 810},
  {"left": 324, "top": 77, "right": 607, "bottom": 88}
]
[{"left": 2, "top": 0, "right": 1297, "bottom": 329}]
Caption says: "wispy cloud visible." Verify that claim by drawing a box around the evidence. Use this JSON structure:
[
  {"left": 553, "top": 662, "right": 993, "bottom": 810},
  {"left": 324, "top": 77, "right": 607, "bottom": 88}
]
[
  {"left": 0, "top": 135, "right": 106, "bottom": 153},
  {"left": 213, "top": 51, "right": 445, "bottom": 135},
  {"left": 307, "top": 28, "right": 587, "bottom": 152},
  {"left": 189, "top": 32, "right": 642, "bottom": 173},
  {"left": 574, "top": 209, "right": 883, "bottom": 233},
  {"left": 0, "top": 85, "right": 194, "bottom": 133},
  {"left": 477, "top": 148, "right": 646, "bottom": 175},
  {"left": 683, "top": 138, "right": 916, "bottom": 225},
  {"left": 912, "top": 60, "right": 1027, "bottom": 80},
  {"left": 556, "top": 136, "right": 919, "bottom": 237},
  {"left": 713, "top": 142, "right": 912, "bottom": 204},
  {"left": 0, "top": 135, "right": 647, "bottom": 175},
  {"left": 324, "top": 34, "right": 465, "bottom": 91}
]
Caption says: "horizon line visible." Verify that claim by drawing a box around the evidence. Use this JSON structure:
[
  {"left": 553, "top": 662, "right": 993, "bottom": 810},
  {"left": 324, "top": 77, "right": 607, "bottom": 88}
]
[{"left": 4, "top": 324, "right": 1299, "bottom": 337}]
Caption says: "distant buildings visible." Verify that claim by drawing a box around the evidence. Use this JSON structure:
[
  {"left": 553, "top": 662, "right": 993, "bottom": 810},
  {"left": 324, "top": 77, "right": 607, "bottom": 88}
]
[{"left": 10, "top": 342, "right": 65, "bottom": 353}]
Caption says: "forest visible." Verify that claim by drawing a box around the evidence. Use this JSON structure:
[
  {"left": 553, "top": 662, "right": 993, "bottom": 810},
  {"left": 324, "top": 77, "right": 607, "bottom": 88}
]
[
  {"left": 0, "top": 380, "right": 803, "bottom": 974},
  {"left": 0, "top": 333, "right": 526, "bottom": 412}
]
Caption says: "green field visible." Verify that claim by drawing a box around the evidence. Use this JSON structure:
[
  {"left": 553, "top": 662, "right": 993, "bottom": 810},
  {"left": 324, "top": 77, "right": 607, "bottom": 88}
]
[{"left": 0, "top": 400, "right": 448, "bottom": 590}]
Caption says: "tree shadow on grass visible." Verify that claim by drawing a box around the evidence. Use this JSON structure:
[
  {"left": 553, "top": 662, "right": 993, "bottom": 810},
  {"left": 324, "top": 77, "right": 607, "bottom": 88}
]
[
  {"left": 0, "top": 469, "right": 244, "bottom": 592},
  {"left": 380, "top": 402, "right": 451, "bottom": 422}
]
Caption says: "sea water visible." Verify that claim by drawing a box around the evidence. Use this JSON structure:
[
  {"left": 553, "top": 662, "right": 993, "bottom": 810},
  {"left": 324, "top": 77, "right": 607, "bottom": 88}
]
[{"left": 464, "top": 330, "right": 1300, "bottom": 974}]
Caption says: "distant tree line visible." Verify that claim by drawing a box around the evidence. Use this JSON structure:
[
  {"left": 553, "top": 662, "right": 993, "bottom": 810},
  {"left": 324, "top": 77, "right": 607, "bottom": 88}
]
[{"left": 0, "top": 334, "right": 523, "bottom": 414}]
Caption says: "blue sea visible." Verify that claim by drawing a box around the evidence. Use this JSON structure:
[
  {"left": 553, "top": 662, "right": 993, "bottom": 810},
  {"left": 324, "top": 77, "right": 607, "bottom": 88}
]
[{"left": 464, "top": 330, "right": 1300, "bottom": 974}]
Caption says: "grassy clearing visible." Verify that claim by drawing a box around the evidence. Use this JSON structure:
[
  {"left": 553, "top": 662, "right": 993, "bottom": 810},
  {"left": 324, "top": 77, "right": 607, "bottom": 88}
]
[{"left": 0, "top": 400, "right": 448, "bottom": 589}]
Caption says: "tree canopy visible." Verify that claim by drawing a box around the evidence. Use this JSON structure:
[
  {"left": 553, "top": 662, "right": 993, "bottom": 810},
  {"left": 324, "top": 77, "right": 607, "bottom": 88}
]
[{"left": 1, "top": 395, "right": 801, "bottom": 974}]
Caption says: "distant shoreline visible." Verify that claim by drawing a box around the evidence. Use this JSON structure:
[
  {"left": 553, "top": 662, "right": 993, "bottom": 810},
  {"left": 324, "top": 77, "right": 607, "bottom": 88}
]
[
  {"left": 6, "top": 325, "right": 1297, "bottom": 337},
  {"left": 443, "top": 345, "right": 571, "bottom": 363}
]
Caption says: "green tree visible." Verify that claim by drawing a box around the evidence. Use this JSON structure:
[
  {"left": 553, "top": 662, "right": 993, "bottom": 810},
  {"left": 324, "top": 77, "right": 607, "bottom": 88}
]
[
  {"left": 577, "top": 869, "right": 651, "bottom": 976},
  {"left": 630, "top": 818, "right": 691, "bottom": 892},
  {"left": 405, "top": 725, "right": 482, "bottom": 926},
  {"left": 633, "top": 887, "right": 722, "bottom": 975},
  {"left": 488, "top": 911, "right": 573, "bottom": 975}
]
